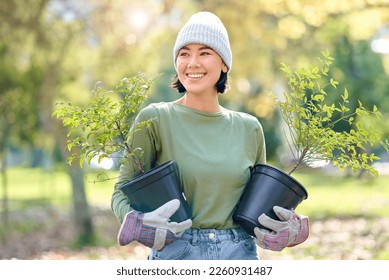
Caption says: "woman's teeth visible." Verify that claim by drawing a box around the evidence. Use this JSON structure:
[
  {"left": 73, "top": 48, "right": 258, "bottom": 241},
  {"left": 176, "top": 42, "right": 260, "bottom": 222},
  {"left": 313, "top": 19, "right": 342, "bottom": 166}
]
[{"left": 187, "top": 73, "right": 205, "bottom": 78}]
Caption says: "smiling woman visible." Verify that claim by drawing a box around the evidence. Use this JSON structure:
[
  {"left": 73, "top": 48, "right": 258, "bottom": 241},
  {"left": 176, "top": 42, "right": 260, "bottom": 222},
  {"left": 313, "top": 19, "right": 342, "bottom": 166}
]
[
  {"left": 111, "top": 11, "right": 309, "bottom": 260},
  {"left": 174, "top": 44, "right": 227, "bottom": 111}
]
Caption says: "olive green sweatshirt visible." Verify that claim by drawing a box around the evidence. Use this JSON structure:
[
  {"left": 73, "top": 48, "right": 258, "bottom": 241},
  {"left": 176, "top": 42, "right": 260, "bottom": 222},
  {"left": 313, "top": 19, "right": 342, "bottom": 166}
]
[{"left": 111, "top": 102, "right": 266, "bottom": 229}]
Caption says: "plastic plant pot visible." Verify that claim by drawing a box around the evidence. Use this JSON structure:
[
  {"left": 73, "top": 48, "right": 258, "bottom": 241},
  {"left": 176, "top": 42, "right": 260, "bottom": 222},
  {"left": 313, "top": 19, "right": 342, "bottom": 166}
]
[
  {"left": 119, "top": 160, "right": 192, "bottom": 222},
  {"left": 233, "top": 164, "right": 308, "bottom": 236}
]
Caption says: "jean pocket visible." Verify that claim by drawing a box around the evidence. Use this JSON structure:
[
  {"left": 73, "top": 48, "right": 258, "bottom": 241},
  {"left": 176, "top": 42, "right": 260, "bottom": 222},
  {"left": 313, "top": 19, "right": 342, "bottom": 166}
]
[
  {"left": 150, "top": 239, "right": 192, "bottom": 260},
  {"left": 239, "top": 238, "right": 258, "bottom": 256}
]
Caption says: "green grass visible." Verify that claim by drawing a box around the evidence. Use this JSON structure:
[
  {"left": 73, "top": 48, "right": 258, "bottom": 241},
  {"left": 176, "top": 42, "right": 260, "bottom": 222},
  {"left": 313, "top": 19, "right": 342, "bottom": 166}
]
[
  {"left": 293, "top": 170, "right": 389, "bottom": 219},
  {"left": 3, "top": 167, "right": 389, "bottom": 218},
  {"left": 4, "top": 167, "right": 73, "bottom": 208},
  {"left": 3, "top": 167, "right": 116, "bottom": 209}
]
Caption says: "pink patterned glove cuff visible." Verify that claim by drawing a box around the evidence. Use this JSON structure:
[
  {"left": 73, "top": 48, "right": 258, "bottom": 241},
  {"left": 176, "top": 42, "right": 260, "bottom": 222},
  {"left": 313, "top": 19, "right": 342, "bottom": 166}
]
[
  {"left": 288, "top": 215, "right": 309, "bottom": 247},
  {"left": 117, "top": 211, "right": 144, "bottom": 246},
  {"left": 117, "top": 211, "right": 178, "bottom": 249}
]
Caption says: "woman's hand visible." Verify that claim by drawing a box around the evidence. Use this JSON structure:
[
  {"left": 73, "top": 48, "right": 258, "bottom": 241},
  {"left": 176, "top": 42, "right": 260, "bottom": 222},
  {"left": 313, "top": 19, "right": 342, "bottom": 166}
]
[
  {"left": 253, "top": 206, "right": 309, "bottom": 251},
  {"left": 117, "top": 199, "right": 192, "bottom": 250}
]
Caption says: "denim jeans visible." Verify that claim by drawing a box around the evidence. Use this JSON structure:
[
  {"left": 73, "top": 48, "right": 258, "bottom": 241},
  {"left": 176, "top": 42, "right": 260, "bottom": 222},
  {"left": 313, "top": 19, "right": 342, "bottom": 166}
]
[{"left": 148, "top": 227, "right": 258, "bottom": 260}]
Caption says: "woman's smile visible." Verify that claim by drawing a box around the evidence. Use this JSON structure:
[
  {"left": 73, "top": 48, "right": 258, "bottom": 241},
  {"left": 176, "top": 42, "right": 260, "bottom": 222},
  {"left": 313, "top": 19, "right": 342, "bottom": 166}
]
[{"left": 186, "top": 73, "right": 205, "bottom": 78}]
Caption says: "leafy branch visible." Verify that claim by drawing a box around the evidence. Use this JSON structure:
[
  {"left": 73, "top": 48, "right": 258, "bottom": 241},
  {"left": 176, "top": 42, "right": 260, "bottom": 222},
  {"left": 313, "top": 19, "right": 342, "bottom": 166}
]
[
  {"left": 53, "top": 72, "right": 159, "bottom": 174},
  {"left": 273, "top": 50, "right": 389, "bottom": 176}
]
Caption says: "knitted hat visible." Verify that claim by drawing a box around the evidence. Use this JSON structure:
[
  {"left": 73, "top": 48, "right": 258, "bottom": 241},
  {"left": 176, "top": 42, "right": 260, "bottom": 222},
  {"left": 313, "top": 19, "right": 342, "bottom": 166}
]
[{"left": 173, "top": 11, "right": 232, "bottom": 72}]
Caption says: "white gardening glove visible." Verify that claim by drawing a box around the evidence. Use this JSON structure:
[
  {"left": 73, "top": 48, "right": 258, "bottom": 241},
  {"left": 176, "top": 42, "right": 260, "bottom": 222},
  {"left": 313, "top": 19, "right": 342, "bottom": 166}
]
[
  {"left": 254, "top": 206, "right": 309, "bottom": 251},
  {"left": 117, "top": 199, "right": 192, "bottom": 250}
]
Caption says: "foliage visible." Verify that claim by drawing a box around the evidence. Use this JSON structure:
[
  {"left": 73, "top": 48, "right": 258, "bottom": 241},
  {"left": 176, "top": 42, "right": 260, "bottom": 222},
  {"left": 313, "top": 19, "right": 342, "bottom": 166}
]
[
  {"left": 273, "top": 50, "right": 389, "bottom": 176},
  {"left": 53, "top": 73, "right": 158, "bottom": 174}
]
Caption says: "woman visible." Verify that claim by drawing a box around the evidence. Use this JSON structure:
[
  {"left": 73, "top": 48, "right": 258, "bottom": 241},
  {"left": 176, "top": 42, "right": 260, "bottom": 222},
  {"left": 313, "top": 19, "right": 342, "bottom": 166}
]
[{"left": 111, "top": 11, "right": 309, "bottom": 260}]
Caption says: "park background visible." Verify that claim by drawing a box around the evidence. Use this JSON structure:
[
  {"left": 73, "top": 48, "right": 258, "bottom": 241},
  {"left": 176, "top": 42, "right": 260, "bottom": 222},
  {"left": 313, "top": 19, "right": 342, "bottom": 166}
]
[{"left": 1, "top": 0, "right": 389, "bottom": 260}]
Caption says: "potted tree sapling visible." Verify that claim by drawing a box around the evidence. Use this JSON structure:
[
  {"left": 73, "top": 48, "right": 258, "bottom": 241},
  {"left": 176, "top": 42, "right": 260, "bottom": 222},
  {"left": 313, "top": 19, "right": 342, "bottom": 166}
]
[
  {"left": 233, "top": 50, "right": 389, "bottom": 235},
  {"left": 53, "top": 73, "right": 191, "bottom": 222}
]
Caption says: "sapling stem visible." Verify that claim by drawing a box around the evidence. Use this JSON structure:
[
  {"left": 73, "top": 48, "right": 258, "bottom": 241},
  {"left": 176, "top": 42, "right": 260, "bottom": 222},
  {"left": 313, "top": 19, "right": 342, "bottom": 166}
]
[
  {"left": 116, "top": 120, "right": 145, "bottom": 174},
  {"left": 123, "top": 141, "right": 145, "bottom": 174},
  {"left": 289, "top": 146, "right": 310, "bottom": 175}
]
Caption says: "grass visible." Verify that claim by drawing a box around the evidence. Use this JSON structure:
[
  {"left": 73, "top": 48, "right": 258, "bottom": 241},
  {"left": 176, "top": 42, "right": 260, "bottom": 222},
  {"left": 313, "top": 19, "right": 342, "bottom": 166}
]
[
  {"left": 4, "top": 167, "right": 72, "bottom": 208},
  {"left": 293, "top": 170, "right": 389, "bottom": 219},
  {"left": 3, "top": 167, "right": 116, "bottom": 209},
  {"left": 3, "top": 166, "right": 389, "bottom": 218}
]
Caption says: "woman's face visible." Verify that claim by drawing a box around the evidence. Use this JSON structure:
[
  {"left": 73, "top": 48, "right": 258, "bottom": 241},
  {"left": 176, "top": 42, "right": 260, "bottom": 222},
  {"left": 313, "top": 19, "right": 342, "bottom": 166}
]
[{"left": 176, "top": 43, "right": 227, "bottom": 95}]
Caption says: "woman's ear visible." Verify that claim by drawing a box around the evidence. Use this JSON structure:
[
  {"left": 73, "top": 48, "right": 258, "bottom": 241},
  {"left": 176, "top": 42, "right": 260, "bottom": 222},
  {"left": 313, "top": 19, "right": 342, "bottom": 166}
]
[{"left": 222, "top": 64, "right": 228, "bottom": 73}]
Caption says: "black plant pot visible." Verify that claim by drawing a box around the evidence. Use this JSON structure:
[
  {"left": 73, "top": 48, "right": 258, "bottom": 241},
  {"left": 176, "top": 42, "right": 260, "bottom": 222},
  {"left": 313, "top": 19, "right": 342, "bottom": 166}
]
[
  {"left": 118, "top": 160, "right": 191, "bottom": 223},
  {"left": 233, "top": 164, "right": 308, "bottom": 236}
]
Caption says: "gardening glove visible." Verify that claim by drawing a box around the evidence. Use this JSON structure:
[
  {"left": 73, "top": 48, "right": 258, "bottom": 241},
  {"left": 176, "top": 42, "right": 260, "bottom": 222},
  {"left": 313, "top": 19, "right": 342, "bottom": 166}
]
[
  {"left": 254, "top": 206, "right": 309, "bottom": 251},
  {"left": 117, "top": 199, "right": 192, "bottom": 250}
]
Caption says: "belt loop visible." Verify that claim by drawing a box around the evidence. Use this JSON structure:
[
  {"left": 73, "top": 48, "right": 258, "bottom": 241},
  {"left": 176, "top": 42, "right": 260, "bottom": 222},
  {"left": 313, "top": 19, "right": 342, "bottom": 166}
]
[
  {"left": 231, "top": 228, "right": 239, "bottom": 242},
  {"left": 191, "top": 229, "right": 198, "bottom": 245}
]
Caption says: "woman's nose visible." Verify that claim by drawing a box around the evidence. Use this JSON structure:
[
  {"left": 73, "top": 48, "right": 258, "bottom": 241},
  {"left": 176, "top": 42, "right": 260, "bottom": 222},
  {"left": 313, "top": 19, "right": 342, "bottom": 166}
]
[{"left": 188, "top": 55, "right": 200, "bottom": 68}]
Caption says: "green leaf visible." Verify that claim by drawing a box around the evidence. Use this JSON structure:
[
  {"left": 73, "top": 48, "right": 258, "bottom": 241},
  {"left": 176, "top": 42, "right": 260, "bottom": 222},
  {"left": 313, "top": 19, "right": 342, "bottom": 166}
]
[
  {"left": 330, "top": 78, "right": 339, "bottom": 88},
  {"left": 343, "top": 88, "right": 349, "bottom": 101},
  {"left": 313, "top": 94, "right": 324, "bottom": 102}
]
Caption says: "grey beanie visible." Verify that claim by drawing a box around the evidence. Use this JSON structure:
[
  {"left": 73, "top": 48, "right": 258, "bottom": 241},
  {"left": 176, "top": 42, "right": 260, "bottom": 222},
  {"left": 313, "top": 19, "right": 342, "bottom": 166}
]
[{"left": 173, "top": 11, "right": 232, "bottom": 72}]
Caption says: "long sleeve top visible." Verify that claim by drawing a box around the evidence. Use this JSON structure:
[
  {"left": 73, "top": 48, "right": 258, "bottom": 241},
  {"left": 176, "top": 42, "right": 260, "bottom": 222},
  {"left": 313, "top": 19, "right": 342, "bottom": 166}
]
[{"left": 111, "top": 101, "right": 266, "bottom": 229}]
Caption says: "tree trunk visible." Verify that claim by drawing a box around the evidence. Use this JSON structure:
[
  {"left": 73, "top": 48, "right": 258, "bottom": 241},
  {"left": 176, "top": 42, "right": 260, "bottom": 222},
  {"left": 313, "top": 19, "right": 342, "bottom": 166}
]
[
  {"left": 67, "top": 164, "right": 95, "bottom": 244},
  {"left": 39, "top": 62, "right": 95, "bottom": 245}
]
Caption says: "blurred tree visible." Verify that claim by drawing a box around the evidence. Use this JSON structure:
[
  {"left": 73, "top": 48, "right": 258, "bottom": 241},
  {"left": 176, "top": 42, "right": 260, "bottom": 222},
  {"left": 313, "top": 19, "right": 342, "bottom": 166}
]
[
  {"left": 0, "top": 4, "right": 43, "bottom": 237},
  {"left": 0, "top": 0, "right": 95, "bottom": 245}
]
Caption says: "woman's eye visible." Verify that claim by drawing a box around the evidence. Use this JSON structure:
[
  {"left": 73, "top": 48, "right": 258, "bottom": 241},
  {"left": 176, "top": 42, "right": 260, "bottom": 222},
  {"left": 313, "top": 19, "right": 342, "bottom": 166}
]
[
  {"left": 179, "top": 52, "right": 189, "bottom": 56},
  {"left": 200, "top": 52, "right": 210, "bottom": 56}
]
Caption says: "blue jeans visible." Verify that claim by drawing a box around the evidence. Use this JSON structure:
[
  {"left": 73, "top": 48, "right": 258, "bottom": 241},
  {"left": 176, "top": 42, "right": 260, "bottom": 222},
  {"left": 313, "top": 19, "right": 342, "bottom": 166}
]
[{"left": 148, "top": 228, "right": 258, "bottom": 260}]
